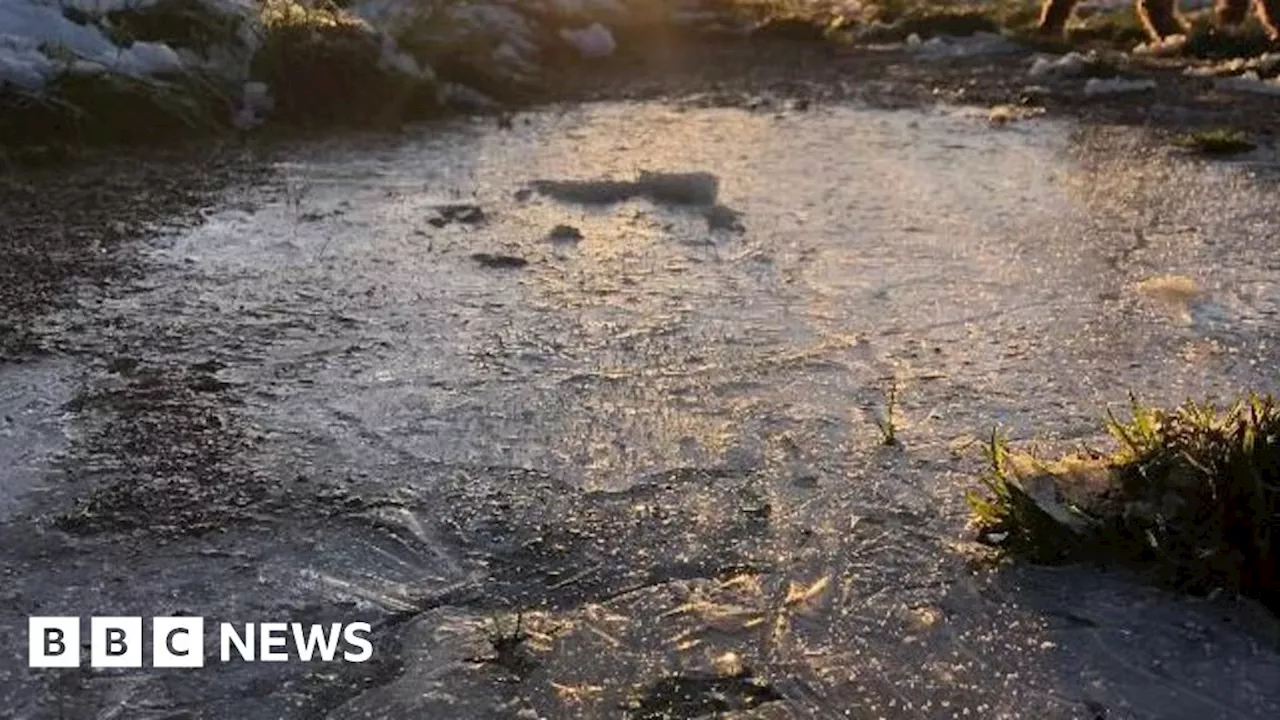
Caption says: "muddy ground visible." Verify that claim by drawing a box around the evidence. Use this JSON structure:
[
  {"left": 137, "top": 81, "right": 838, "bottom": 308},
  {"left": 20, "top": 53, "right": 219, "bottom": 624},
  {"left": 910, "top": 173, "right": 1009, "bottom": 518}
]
[{"left": 4, "top": 35, "right": 1280, "bottom": 719}]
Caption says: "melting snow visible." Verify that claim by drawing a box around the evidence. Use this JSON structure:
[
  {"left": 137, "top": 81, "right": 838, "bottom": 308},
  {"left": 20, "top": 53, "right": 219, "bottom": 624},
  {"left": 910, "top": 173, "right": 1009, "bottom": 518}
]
[
  {"left": 560, "top": 22, "right": 616, "bottom": 59},
  {"left": 0, "top": 0, "right": 257, "bottom": 91},
  {"left": 1083, "top": 76, "right": 1156, "bottom": 96},
  {"left": 1028, "top": 52, "right": 1091, "bottom": 79}
]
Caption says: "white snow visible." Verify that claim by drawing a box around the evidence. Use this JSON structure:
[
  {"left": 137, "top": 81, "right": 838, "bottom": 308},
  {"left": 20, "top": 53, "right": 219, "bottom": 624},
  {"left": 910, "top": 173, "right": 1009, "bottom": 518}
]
[
  {"left": 906, "top": 32, "right": 1020, "bottom": 59},
  {"left": 1215, "top": 71, "right": 1280, "bottom": 96},
  {"left": 1083, "top": 76, "right": 1156, "bottom": 96},
  {"left": 378, "top": 36, "right": 428, "bottom": 79},
  {"left": 60, "top": 0, "right": 158, "bottom": 12},
  {"left": 1028, "top": 52, "right": 1090, "bottom": 79},
  {"left": 0, "top": 0, "right": 258, "bottom": 91},
  {"left": 446, "top": 3, "right": 539, "bottom": 54},
  {"left": 560, "top": 22, "right": 616, "bottom": 59},
  {"left": 547, "top": 0, "right": 629, "bottom": 20},
  {"left": 0, "top": 0, "right": 773, "bottom": 128},
  {"left": 233, "top": 79, "right": 273, "bottom": 129},
  {"left": 353, "top": 0, "right": 543, "bottom": 83},
  {"left": 436, "top": 81, "right": 501, "bottom": 111}
]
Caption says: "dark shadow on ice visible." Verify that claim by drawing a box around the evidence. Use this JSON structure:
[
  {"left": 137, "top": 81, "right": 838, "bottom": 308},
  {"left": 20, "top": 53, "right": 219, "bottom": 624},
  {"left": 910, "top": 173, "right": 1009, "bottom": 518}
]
[{"left": 531, "top": 170, "right": 721, "bottom": 207}]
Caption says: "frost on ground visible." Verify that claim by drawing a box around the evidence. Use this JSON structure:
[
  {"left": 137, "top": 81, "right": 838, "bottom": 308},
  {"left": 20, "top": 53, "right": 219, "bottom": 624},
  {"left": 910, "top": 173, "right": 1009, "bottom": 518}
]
[
  {"left": 903, "top": 30, "right": 1020, "bottom": 59},
  {"left": 0, "top": 0, "right": 722, "bottom": 144}
]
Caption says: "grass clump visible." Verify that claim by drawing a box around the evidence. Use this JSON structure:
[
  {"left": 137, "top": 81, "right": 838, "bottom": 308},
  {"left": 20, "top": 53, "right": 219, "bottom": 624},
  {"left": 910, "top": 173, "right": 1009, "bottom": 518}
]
[
  {"left": 854, "top": 0, "right": 1003, "bottom": 42},
  {"left": 966, "top": 427, "right": 1097, "bottom": 562},
  {"left": 1065, "top": 7, "right": 1152, "bottom": 48},
  {"left": 0, "top": 71, "right": 224, "bottom": 149},
  {"left": 253, "top": 0, "right": 437, "bottom": 126},
  {"left": 968, "top": 394, "right": 1280, "bottom": 612},
  {"left": 468, "top": 612, "right": 536, "bottom": 675},
  {"left": 1182, "top": 17, "right": 1277, "bottom": 59},
  {"left": 876, "top": 377, "right": 902, "bottom": 446},
  {"left": 1174, "top": 128, "right": 1257, "bottom": 155}
]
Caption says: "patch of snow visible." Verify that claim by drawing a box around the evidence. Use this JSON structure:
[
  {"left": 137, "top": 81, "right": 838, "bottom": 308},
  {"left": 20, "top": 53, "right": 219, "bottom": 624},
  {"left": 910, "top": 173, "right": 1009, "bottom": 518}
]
[
  {"left": 447, "top": 3, "right": 538, "bottom": 53},
  {"left": 671, "top": 10, "right": 728, "bottom": 26},
  {"left": 1028, "top": 51, "right": 1090, "bottom": 79},
  {"left": 0, "top": 0, "right": 260, "bottom": 91},
  {"left": 492, "top": 41, "right": 533, "bottom": 73},
  {"left": 0, "top": 36, "right": 54, "bottom": 90},
  {"left": 122, "top": 40, "right": 184, "bottom": 75},
  {"left": 69, "top": 59, "right": 107, "bottom": 76},
  {"left": 1215, "top": 71, "right": 1280, "bottom": 96},
  {"left": 233, "top": 79, "right": 272, "bottom": 129},
  {"left": 378, "top": 36, "right": 429, "bottom": 79},
  {"left": 354, "top": 0, "right": 540, "bottom": 82},
  {"left": 60, "top": 0, "right": 158, "bottom": 12},
  {"left": 437, "top": 82, "right": 501, "bottom": 111},
  {"left": 1083, "top": 76, "right": 1156, "bottom": 96},
  {"left": 547, "top": 0, "right": 628, "bottom": 21},
  {"left": 560, "top": 22, "right": 615, "bottom": 59},
  {"left": 907, "top": 32, "right": 1020, "bottom": 59}
]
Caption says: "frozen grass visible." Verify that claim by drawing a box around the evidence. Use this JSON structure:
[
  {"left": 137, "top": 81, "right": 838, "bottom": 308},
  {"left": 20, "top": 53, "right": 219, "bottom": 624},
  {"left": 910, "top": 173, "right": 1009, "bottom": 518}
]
[
  {"left": 875, "top": 377, "right": 901, "bottom": 446},
  {"left": 252, "top": 0, "right": 436, "bottom": 125},
  {"left": 969, "top": 394, "right": 1280, "bottom": 612},
  {"left": 1175, "top": 127, "right": 1257, "bottom": 154},
  {"left": 0, "top": 70, "right": 226, "bottom": 147}
]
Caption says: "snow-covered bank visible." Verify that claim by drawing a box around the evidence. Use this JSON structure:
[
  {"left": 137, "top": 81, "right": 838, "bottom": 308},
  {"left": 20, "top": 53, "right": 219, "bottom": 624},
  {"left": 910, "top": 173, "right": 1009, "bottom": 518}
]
[
  {"left": 0, "top": 0, "right": 738, "bottom": 145},
  {"left": 0, "top": 1, "right": 258, "bottom": 91}
]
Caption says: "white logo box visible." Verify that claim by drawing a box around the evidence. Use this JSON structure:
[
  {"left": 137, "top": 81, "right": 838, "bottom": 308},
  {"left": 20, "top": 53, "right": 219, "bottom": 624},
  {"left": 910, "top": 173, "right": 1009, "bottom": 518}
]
[{"left": 29, "top": 617, "right": 204, "bottom": 668}]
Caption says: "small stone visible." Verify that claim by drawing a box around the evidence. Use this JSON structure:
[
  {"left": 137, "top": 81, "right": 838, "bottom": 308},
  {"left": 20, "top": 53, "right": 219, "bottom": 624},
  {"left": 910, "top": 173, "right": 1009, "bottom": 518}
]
[
  {"left": 548, "top": 224, "right": 583, "bottom": 242},
  {"left": 704, "top": 204, "right": 744, "bottom": 233},
  {"left": 471, "top": 253, "right": 528, "bottom": 269},
  {"left": 429, "top": 203, "right": 485, "bottom": 227}
]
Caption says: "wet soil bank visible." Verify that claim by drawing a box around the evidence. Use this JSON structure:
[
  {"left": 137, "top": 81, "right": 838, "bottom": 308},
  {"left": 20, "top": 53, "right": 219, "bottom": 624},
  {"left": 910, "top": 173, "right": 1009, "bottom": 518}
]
[{"left": 4, "top": 35, "right": 1280, "bottom": 720}]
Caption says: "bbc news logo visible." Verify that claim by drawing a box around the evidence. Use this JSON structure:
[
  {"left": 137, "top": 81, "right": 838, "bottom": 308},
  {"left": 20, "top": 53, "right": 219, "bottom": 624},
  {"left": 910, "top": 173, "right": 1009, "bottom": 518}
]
[{"left": 29, "top": 617, "right": 372, "bottom": 668}]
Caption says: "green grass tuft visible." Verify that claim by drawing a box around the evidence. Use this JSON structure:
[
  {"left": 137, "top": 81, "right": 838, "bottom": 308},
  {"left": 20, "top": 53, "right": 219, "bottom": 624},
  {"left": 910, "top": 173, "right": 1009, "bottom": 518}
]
[
  {"left": 1175, "top": 128, "right": 1257, "bottom": 155},
  {"left": 965, "top": 427, "right": 1092, "bottom": 562},
  {"left": 968, "top": 394, "right": 1280, "bottom": 612},
  {"left": 876, "top": 377, "right": 902, "bottom": 447}
]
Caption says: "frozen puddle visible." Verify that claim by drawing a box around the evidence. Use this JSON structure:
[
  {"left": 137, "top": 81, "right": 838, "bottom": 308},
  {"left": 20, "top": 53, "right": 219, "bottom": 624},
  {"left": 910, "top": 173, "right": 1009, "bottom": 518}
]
[
  {"left": 0, "top": 360, "right": 71, "bottom": 521},
  {"left": 8, "top": 101, "right": 1280, "bottom": 719}
]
